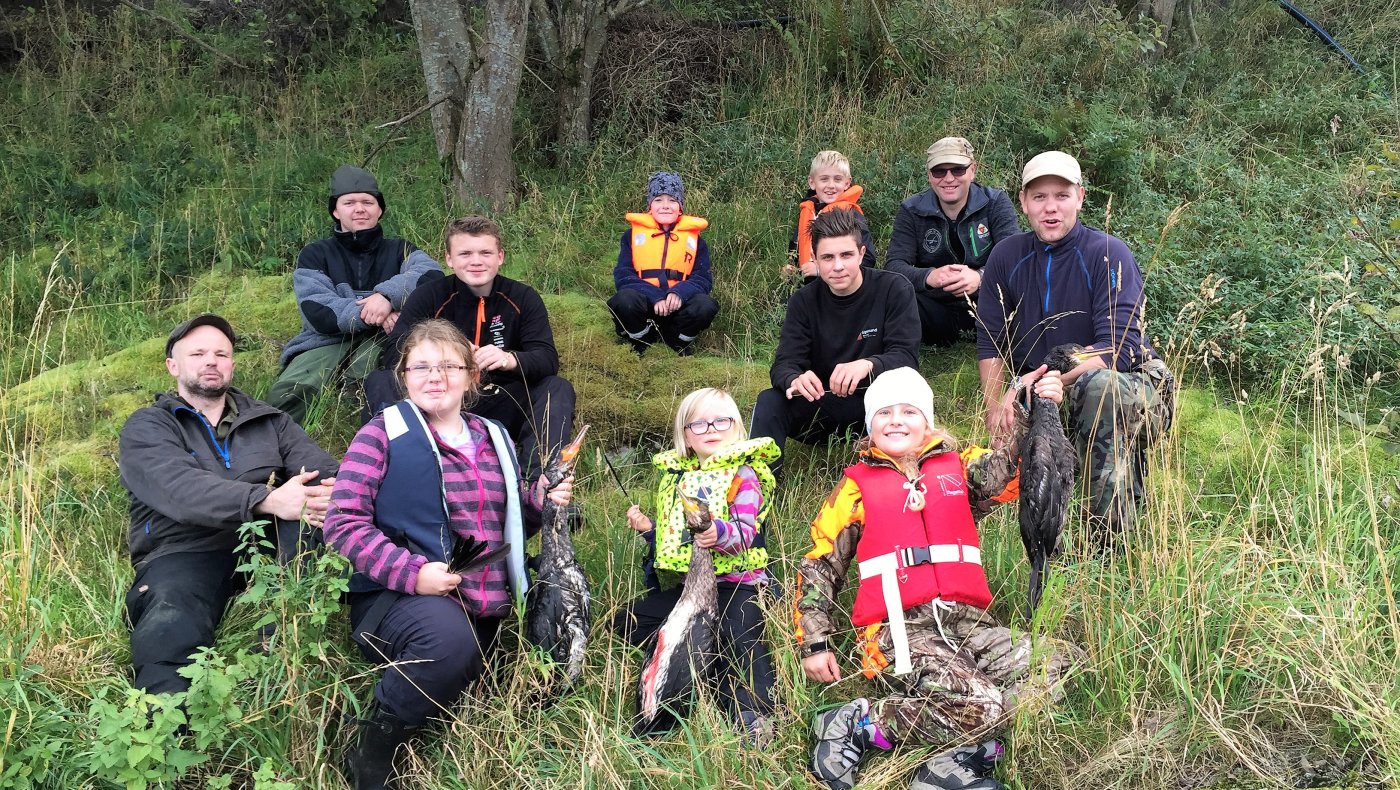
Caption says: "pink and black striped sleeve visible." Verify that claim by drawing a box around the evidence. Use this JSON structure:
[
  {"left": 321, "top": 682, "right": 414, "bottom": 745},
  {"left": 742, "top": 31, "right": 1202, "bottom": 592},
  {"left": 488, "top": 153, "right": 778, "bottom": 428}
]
[{"left": 711, "top": 465, "right": 763, "bottom": 556}]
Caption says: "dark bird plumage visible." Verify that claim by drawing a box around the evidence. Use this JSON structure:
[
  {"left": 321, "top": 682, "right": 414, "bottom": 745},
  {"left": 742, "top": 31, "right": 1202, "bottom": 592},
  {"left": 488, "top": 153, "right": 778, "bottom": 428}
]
[
  {"left": 633, "top": 489, "right": 719, "bottom": 736},
  {"left": 524, "top": 425, "right": 592, "bottom": 693},
  {"left": 1017, "top": 344, "right": 1107, "bottom": 615}
]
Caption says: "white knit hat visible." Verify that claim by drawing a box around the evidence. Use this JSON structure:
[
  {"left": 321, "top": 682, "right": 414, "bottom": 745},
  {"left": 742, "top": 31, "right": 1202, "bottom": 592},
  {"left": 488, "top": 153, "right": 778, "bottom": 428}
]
[{"left": 864, "top": 367, "right": 935, "bottom": 431}]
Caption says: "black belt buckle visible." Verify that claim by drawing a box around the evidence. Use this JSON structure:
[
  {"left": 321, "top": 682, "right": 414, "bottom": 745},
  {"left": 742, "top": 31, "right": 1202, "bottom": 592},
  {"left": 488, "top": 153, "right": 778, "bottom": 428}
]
[{"left": 901, "top": 545, "right": 932, "bottom": 567}]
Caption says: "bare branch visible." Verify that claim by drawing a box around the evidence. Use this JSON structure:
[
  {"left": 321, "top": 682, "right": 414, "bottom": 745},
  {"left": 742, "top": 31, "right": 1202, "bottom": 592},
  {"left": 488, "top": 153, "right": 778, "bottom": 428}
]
[{"left": 373, "top": 96, "right": 452, "bottom": 130}]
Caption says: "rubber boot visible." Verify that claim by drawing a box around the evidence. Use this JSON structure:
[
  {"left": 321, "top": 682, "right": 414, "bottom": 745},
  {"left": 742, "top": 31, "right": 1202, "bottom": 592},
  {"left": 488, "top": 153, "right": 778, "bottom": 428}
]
[{"left": 345, "top": 707, "right": 419, "bottom": 790}]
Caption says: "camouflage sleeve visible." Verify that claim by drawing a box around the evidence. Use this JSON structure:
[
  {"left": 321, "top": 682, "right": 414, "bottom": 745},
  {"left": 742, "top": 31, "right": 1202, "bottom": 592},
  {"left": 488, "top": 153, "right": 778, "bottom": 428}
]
[
  {"left": 963, "top": 407, "right": 1029, "bottom": 520},
  {"left": 794, "top": 477, "right": 864, "bottom": 650}
]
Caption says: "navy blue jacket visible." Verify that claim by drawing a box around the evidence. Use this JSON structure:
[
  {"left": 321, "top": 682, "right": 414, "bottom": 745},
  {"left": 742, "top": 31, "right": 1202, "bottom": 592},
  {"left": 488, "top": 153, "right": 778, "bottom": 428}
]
[
  {"left": 886, "top": 183, "right": 1021, "bottom": 306},
  {"left": 976, "top": 221, "right": 1156, "bottom": 373}
]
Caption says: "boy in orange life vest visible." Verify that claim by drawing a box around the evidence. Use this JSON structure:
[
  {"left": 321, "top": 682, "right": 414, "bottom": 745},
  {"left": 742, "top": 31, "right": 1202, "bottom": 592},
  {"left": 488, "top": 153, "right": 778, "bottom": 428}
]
[
  {"left": 797, "top": 367, "right": 1079, "bottom": 790},
  {"left": 784, "top": 150, "right": 877, "bottom": 281},
  {"left": 607, "top": 171, "right": 719, "bottom": 356}
]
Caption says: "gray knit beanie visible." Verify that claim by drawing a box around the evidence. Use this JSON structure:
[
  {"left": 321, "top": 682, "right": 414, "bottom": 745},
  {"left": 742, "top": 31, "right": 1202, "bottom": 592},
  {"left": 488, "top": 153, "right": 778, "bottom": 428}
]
[
  {"left": 328, "top": 165, "right": 386, "bottom": 216},
  {"left": 645, "top": 171, "right": 685, "bottom": 209}
]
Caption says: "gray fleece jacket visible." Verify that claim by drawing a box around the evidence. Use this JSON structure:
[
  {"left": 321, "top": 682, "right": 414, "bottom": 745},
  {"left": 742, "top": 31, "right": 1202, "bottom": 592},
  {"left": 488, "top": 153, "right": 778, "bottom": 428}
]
[{"left": 280, "top": 223, "right": 441, "bottom": 365}]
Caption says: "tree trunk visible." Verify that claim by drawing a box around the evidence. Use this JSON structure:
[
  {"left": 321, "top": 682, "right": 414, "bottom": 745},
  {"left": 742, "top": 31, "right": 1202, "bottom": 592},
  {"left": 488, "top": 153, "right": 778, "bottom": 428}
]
[
  {"left": 454, "top": 0, "right": 530, "bottom": 211},
  {"left": 1138, "top": 0, "right": 1178, "bottom": 55},
  {"left": 534, "top": 0, "right": 647, "bottom": 156},
  {"left": 409, "top": 0, "right": 475, "bottom": 160}
]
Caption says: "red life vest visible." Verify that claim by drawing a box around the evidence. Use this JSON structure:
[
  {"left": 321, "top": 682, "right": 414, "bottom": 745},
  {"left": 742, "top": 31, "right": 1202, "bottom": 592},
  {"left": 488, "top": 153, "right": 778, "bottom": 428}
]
[
  {"left": 625, "top": 212, "right": 709, "bottom": 288},
  {"left": 848, "top": 452, "right": 993, "bottom": 627},
  {"left": 795, "top": 184, "right": 865, "bottom": 269}
]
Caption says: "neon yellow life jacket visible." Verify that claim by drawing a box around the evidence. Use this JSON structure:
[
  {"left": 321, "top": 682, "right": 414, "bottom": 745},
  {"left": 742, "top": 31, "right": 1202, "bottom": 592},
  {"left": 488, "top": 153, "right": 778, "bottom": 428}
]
[{"left": 652, "top": 437, "right": 779, "bottom": 576}]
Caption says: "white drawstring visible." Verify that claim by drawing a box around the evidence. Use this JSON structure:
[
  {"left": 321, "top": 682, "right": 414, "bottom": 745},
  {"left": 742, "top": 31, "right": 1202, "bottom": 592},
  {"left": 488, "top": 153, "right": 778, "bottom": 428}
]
[{"left": 902, "top": 473, "right": 927, "bottom": 512}]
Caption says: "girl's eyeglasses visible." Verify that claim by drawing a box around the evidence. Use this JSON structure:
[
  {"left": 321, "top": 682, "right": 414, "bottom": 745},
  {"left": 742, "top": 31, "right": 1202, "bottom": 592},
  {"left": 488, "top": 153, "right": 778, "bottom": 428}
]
[
  {"left": 929, "top": 165, "right": 969, "bottom": 179},
  {"left": 685, "top": 417, "right": 734, "bottom": 435},
  {"left": 405, "top": 363, "right": 470, "bottom": 377}
]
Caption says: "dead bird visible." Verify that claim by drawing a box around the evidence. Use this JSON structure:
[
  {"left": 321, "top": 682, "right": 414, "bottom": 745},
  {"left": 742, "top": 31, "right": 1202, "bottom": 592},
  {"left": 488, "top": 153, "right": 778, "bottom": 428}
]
[
  {"left": 634, "top": 489, "right": 720, "bottom": 735},
  {"left": 524, "top": 425, "right": 592, "bottom": 691},
  {"left": 1018, "top": 344, "right": 1109, "bottom": 615}
]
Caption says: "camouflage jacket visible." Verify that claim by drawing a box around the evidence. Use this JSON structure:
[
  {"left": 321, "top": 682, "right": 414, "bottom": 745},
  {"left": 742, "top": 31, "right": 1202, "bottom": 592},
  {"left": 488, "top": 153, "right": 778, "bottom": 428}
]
[{"left": 793, "top": 417, "right": 1027, "bottom": 652}]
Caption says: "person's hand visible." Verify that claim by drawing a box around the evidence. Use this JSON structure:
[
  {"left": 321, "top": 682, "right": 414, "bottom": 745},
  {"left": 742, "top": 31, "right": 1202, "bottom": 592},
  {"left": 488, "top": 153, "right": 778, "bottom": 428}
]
[
  {"left": 693, "top": 523, "right": 718, "bottom": 549},
  {"left": 803, "top": 650, "right": 841, "bottom": 683},
  {"left": 414, "top": 561, "right": 462, "bottom": 596},
  {"left": 925, "top": 264, "right": 960, "bottom": 289},
  {"left": 474, "top": 344, "right": 517, "bottom": 373},
  {"left": 938, "top": 265, "right": 981, "bottom": 298},
  {"left": 356, "top": 292, "right": 393, "bottom": 326},
  {"left": 652, "top": 293, "right": 682, "bottom": 317},
  {"left": 382, "top": 311, "right": 400, "bottom": 335},
  {"left": 799, "top": 260, "right": 819, "bottom": 279},
  {"left": 255, "top": 470, "right": 323, "bottom": 521},
  {"left": 540, "top": 472, "right": 574, "bottom": 508},
  {"left": 626, "top": 505, "right": 653, "bottom": 534},
  {"left": 301, "top": 476, "right": 337, "bottom": 526},
  {"left": 829, "top": 359, "right": 874, "bottom": 398},
  {"left": 785, "top": 371, "right": 825, "bottom": 402},
  {"left": 1032, "top": 368, "right": 1063, "bottom": 404}
]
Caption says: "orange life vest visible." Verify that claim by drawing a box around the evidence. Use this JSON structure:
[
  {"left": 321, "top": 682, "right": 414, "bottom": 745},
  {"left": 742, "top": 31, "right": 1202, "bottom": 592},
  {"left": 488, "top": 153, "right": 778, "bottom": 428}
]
[
  {"left": 795, "top": 184, "right": 865, "bottom": 269},
  {"left": 625, "top": 212, "right": 709, "bottom": 289},
  {"left": 847, "top": 451, "right": 993, "bottom": 628}
]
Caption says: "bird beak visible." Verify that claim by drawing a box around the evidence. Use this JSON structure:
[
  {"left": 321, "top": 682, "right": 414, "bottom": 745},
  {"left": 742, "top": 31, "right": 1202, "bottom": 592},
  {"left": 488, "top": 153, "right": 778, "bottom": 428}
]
[
  {"left": 559, "top": 425, "right": 590, "bottom": 464},
  {"left": 1071, "top": 348, "right": 1114, "bottom": 364}
]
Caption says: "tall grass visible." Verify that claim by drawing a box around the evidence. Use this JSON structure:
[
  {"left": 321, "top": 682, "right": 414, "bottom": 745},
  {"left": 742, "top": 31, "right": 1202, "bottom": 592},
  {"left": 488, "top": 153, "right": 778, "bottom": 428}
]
[{"left": 1, "top": 0, "right": 1398, "bottom": 786}]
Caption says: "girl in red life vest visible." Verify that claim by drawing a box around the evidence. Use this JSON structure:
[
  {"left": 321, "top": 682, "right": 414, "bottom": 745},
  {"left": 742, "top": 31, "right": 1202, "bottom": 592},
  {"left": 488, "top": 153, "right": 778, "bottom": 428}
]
[{"left": 795, "top": 367, "right": 1080, "bottom": 790}]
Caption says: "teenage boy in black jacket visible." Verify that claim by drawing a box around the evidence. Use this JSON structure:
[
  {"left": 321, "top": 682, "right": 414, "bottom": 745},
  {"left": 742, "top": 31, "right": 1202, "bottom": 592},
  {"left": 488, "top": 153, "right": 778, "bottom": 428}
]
[
  {"left": 751, "top": 209, "right": 919, "bottom": 475},
  {"left": 362, "top": 216, "right": 575, "bottom": 480}
]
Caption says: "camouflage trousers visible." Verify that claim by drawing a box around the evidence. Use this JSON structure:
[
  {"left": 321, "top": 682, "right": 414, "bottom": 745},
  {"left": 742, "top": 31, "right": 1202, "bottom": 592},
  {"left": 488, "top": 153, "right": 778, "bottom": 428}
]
[
  {"left": 868, "top": 602, "right": 1078, "bottom": 746},
  {"left": 1067, "top": 358, "right": 1176, "bottom": 546}
]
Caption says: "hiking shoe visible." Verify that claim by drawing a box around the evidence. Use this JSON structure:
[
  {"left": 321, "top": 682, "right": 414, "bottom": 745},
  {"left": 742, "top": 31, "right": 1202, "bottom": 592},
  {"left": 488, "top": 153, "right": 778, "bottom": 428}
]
[
  {"left": 909, "top": 740, "right": 1005, "bottom": 790},
  {"left": 811, "top": 698, "right": 871, "bottom": 790}
]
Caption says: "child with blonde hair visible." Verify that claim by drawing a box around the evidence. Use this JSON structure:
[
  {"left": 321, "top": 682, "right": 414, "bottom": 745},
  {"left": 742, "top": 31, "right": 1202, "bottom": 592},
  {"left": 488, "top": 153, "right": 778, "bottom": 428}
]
[
  {"left": 613, "top": 388, "right": 781, "bottom": 742},
  {"left": 785, "top": 150, "right": 876, "bottom": 280}
]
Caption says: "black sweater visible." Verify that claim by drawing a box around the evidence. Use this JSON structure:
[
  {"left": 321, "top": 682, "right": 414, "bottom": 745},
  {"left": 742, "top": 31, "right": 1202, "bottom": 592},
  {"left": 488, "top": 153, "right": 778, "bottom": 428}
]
[{"left": 769, "top": 268, "right": 920, "bottom": 392}]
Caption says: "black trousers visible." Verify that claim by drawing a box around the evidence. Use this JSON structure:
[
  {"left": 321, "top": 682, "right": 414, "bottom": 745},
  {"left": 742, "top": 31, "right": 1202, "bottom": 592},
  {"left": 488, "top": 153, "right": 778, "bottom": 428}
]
[
  {"left": 349, "top": 592, "right": 502, "bottom": 726},
  {"left": 126, "top": 550, "right": 241, "bottom": 695},
  {"left": 362, "top": 370, "right": 575, "bottom": 480},
  {"left": 606, "top": 288, "right": 720, "bottom": 346},
  {"left": 749, "top": 386, "right": 866, "bottom": 476},
  {"left": 914, "top": 292, "right": 975, "bottom": 347},
  {"left": 613, "top": 582, "right": 776, "bottom": 730}
]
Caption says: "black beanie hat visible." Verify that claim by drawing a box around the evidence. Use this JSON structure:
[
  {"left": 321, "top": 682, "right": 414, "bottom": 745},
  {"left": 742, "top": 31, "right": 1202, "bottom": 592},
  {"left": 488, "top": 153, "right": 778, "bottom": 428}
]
[{"left": 328, "top": 165, "right": 386, "bottom": 216}]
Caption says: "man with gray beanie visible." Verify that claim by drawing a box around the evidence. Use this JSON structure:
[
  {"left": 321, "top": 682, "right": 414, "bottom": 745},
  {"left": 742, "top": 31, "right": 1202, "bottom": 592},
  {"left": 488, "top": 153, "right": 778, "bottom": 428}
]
[
  {"left": 266, "top": 164, "right": 441, "bottom": 424},
  {"left": 607, "top": 171, "right": 719, "bottom": 355}
]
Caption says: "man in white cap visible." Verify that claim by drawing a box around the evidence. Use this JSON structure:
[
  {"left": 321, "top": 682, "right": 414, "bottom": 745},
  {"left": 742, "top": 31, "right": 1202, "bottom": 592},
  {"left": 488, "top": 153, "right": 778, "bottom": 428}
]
[
  {"left": 976, "top": 150, "right": 1175, "bottom": 545},
  {"left": 886, "top": 137, "right": 1021, "bottom": 347}
]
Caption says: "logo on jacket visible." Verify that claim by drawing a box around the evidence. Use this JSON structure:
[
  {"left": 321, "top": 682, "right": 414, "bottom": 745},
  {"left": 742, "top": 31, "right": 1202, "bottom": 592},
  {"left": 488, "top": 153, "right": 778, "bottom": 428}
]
[
  {"left": 856, "top": 328, "right": 879, "bottom": 342},
  {"left": 489, "top": 314, "right": 505, "bottom": 347},
  {"left": 976, "top": 223, "right": 989, "bottom": 239},
  {"left": 634, "top": 232, "right": 648, "bottom": 246},
  {"left": 921, "top": 228, "right": 943, "bottom": 254},
  {"left": 935, "top": 474, "right": 966, "bottom": 497}
]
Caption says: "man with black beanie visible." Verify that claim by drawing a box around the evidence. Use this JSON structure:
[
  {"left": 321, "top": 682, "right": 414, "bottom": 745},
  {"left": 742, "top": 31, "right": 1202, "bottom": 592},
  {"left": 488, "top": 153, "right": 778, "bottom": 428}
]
[{"left": 266, "top": 164, "right": 441, "bottom": 424}]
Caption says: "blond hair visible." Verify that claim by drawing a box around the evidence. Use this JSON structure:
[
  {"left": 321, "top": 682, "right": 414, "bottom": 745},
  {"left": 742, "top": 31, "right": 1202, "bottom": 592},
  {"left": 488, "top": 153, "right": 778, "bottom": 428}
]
[
  {"left": 809, "top": 150, "right": 852, "bottom": 178},
  {"left": 394, "top": 319, "right": 482, "bottom": 408},
  {"left": 672, "top": 388, "right": 747, "bottom": 455}
]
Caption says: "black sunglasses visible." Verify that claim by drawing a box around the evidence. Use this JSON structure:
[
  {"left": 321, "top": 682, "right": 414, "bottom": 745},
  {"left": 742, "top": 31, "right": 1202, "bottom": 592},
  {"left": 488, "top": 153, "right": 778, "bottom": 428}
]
[{"left": 929, "top": 164, "right": 970, "bottom": 179}]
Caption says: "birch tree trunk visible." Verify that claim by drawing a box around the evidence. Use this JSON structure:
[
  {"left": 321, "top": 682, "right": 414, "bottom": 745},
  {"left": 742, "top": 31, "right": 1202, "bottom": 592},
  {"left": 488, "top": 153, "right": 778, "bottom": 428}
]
[{"left": 409, "top": 0, "right": 529, "bottom": 211}]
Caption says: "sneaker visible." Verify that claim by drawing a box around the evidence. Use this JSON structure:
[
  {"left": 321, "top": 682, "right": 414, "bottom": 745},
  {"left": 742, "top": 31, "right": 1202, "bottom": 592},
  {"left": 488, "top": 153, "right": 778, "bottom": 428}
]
[
  {"left": 909, "top": 740, "right": 1005, "bottom": 790},
  {"left": 811, "top": 698, "right": 872, "bottom": 790}
]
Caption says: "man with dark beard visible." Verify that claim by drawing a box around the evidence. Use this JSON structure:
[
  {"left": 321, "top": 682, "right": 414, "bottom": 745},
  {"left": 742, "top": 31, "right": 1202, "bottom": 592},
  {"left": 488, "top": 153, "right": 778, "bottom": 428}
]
[{"left": 118, "top": 314, "right": 337, "bottom": 695}]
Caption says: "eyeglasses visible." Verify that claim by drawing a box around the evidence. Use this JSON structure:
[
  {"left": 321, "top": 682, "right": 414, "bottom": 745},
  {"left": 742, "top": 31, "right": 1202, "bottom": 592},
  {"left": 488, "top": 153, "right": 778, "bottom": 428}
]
[
  {"left": 929, "top": 165, "right": 970, "bottom": 179},
  {"left": 405, "top": 363, "right": 470, "bottom": 377},
  {"left": 685, "top": 416, "right": 734, "bottom": 435}
]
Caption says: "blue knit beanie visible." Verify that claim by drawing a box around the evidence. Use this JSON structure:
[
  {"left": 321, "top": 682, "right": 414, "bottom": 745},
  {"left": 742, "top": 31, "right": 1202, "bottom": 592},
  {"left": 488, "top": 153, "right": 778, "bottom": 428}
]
[{"left": 645, "top": 171, "right": 685, "bottom": 209}]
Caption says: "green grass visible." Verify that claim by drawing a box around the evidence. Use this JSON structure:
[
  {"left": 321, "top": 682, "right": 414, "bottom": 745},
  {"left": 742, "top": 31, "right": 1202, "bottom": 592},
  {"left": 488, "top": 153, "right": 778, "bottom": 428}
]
[{"left": 1, "top": 0, "right": 1399, "bottom": 786}]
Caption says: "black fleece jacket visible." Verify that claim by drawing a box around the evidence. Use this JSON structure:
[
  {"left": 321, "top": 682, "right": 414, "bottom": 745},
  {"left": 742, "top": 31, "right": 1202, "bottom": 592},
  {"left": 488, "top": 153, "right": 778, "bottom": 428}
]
[{"left": 381, "top": 273, "right": 561, "bottom": 389}]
